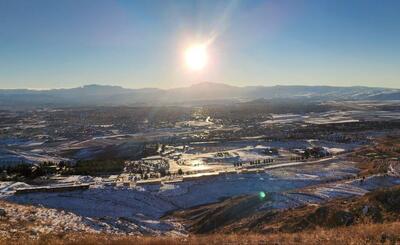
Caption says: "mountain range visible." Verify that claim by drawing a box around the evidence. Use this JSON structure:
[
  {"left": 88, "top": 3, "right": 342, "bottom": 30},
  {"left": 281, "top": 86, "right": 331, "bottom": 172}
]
[{"left": 0, "top": 82, "right": 399, "bottom": 107}]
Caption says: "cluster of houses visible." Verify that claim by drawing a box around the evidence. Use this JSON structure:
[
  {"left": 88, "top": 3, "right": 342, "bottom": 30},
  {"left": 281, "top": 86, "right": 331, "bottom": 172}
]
[{"left": 124, "top": 156, "right": 169, "bottom": 179}]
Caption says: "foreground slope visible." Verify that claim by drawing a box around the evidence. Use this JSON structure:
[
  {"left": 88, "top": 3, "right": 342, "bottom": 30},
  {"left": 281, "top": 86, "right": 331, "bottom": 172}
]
[
  {"left": 2, "top": 220, "right": 400, "bottom": 244},
  {"left": 171, "top": 185, "right": 400, "bottom": 234}
]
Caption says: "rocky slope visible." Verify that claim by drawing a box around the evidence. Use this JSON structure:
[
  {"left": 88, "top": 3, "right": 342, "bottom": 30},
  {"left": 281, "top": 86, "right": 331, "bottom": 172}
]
[{"left": 171, "top": 185, "right": 400, "bottom": 234}]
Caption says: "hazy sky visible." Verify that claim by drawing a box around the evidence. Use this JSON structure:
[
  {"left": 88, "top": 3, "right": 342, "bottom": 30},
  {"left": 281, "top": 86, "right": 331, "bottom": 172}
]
[{"left": 0, "top": 0, "right": 399, "bottom": 89}]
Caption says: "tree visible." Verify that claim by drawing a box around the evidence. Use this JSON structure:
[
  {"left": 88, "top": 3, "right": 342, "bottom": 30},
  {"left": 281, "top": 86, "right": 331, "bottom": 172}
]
[
  {"left": 159, "top": 168, "right": 167, "bottom": 177},
  {"left": 178, "top": 168, "right": 183, "bottom": 175}
]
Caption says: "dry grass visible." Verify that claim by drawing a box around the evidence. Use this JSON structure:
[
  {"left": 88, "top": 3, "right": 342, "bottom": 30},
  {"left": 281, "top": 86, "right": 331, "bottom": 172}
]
[
  {"left": 350, "top": 136, "right": 400, "bottom": 176},
  {"left": 170, "top": 185, "right": 400, "bottom": 234},
  {"left": 1, "top": 221, "right": 400, "bottom": 245},
  {"left": 0, "top": 200, "right": 97, "bottom": 241}
]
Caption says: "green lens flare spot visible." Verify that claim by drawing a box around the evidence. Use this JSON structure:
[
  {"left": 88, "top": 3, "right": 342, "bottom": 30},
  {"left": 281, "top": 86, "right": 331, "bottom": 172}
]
[{"left": 259, "top": 191, "right": 266, "bottom": 199}]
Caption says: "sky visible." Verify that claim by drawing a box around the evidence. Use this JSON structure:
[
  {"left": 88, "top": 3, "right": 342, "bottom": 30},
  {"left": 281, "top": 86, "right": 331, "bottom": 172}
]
[{"left": 0, "top": 0, "right": 399, "bottom": 89}]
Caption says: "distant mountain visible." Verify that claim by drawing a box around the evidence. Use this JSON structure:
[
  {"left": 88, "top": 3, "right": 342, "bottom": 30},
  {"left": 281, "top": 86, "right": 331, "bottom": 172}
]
[{"left": 0, "top": 83, "right": 399, "bottom": 107}]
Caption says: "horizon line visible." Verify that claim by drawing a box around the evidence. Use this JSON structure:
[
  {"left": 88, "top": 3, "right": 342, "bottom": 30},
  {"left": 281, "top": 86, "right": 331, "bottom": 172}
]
[{"left": 0, "top": 81, "right": 398, "bottom": 91}]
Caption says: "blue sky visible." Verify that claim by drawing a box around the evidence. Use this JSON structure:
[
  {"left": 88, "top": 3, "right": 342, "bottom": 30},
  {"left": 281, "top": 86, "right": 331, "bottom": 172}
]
[{"left": 0, "top": 0, "right": 399, "bottom": 89}]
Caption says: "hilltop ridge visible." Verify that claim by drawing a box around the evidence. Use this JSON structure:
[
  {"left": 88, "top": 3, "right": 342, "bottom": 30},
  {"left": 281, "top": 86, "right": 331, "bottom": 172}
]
[{"left": 0, "top": 82, "right": 399, "bottom": 107}]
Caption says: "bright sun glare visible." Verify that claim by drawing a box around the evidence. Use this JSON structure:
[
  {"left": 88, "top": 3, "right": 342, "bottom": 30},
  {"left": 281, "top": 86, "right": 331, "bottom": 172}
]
[{"left": 184, "top": 44, "right": 208, "bottom": 71}]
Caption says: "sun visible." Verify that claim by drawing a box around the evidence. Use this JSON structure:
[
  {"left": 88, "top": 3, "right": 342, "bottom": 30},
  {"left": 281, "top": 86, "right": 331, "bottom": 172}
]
[{"left": 184, "top": 44, "right": 208, "bottom": 71}]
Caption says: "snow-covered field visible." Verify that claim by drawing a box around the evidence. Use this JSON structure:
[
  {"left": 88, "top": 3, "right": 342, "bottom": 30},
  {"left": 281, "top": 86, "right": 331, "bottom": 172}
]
[
  {"left": 261, "top": 110, "right": 400, "bottom": 125},
  {"left": 263, "top": 175, "right": 400, "bottom": 210},
  {"left": 1, "top": 154, "right": 399, "bottom": 236},
  {"left": 0, "top": 148, "right": 70, "bottom": 166},
  {"left": 1, "top": 158, "right": 378, "bottom": 235}
]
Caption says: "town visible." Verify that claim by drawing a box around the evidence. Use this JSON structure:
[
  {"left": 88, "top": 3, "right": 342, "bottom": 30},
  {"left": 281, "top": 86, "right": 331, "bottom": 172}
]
[{"left": 0, "top": 99, "right": 400, "bottom": 239}]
